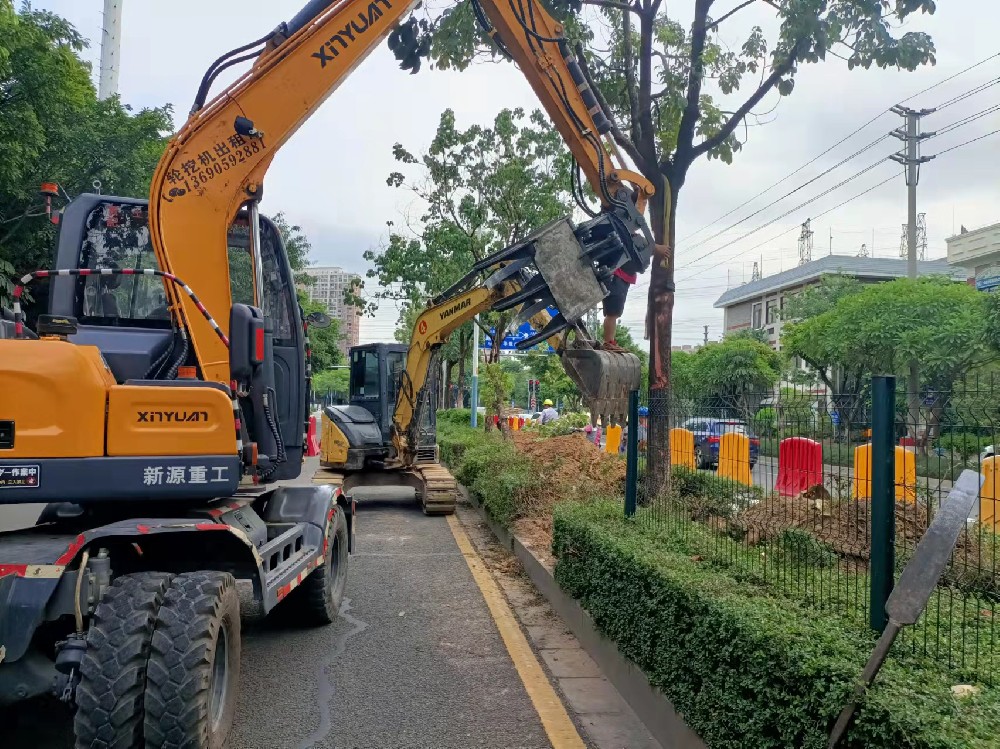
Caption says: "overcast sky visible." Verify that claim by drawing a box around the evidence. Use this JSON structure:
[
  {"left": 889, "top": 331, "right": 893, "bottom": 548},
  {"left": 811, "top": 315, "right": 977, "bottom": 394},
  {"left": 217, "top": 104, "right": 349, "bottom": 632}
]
[{"left": 36, "top": 0, "right": 1000, "bottom": 346}]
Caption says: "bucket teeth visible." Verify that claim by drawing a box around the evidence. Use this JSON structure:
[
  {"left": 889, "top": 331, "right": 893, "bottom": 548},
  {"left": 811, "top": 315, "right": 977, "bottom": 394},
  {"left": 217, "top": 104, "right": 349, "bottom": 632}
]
[{"left": 560, "top": 346, "right": 642, "bottom": 425}]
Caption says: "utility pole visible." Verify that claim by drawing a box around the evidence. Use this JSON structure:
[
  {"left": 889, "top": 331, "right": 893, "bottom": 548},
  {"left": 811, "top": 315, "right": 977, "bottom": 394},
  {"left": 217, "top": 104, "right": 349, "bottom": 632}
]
[
  {"left": 889, "top": 104, "right": 935, "bottom": 443},
  {"left": 703, "top": 325, "right": 709, "bottom": 346},
  {"left": 470, "top": 314, "right": 479, "bottom": 427},
  {"left": 98, "top": 0, "right": 123, "bottom": 100}
]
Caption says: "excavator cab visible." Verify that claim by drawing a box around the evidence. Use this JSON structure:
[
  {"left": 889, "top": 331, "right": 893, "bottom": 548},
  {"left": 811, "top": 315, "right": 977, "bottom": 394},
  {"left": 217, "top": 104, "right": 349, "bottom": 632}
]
[
  {"left": 321, "top": 343, "right": 438, "bottom": 473},
  {"left": 0, "top": 194, "right": 309, "bottom": 504}
]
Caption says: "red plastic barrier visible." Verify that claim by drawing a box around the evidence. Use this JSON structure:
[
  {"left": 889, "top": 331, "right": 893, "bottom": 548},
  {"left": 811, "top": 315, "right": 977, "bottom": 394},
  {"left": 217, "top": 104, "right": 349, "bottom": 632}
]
[
  {"left": 899, "top": 436, "right": 915, "bottom": 448},
  {"left": 518, "top": 416, "right": 526, "bottom": 429},
  {"left": 306, "top": 415, "right": 320, "bottom": 457},
  {"left": 774, "top": 437, "right": 822, "bottom": 496}
]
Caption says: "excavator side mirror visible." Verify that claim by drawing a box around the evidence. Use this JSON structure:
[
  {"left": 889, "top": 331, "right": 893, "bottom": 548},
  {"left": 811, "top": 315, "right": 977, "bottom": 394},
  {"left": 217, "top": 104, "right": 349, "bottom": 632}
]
[
  {"left": 230, "top": 304, "right": 266, "bottom": 381},
  {"left": 305, "top": 311, "right": 332, "bottom": 329}
]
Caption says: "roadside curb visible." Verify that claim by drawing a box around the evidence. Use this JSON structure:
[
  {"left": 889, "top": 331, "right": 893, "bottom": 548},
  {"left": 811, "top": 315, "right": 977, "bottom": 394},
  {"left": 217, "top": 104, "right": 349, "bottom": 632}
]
[{"left": 461, "top": 487, "right": 707, "bottom": 749}]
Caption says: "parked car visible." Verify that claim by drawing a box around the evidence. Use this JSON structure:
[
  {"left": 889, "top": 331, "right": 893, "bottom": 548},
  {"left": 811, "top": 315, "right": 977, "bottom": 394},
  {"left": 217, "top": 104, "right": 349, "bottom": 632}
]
[{"left": 681, "top": 418, "right": 760, "bottom": 469}]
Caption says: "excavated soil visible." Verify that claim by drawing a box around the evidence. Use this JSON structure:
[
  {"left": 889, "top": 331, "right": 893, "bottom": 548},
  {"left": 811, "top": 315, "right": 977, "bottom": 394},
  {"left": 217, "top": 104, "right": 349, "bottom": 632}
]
[
  {"left": 734, "top": 488, "right": 980, "bottom": 564},
  {"left": 509, "top": 431, "right": 626, "bottom": 547}
]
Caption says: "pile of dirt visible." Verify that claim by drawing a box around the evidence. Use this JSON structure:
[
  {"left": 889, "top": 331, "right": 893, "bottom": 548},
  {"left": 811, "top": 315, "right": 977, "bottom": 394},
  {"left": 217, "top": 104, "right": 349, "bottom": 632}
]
[
  {"left": 734, "top": 488, "right": 977, "bottom": 563},
  {"left": 508, "top": 431, "right": 626, "bottom": 546}
]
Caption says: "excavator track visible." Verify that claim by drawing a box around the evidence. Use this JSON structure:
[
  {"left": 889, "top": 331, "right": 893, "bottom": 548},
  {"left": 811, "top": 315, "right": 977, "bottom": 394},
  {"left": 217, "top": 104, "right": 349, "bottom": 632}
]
[
  {"left": 311, "top": 463, "right": 457, "bottom": 515},
  {"left": 410, "top": 462, "right": 459, "bottom": 516}
]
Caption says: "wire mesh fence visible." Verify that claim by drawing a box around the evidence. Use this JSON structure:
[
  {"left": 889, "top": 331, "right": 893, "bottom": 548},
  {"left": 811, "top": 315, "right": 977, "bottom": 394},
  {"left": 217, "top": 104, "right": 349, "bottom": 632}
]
[{"left": 627, "top": 375, "right": 1000, "bottom": 685}]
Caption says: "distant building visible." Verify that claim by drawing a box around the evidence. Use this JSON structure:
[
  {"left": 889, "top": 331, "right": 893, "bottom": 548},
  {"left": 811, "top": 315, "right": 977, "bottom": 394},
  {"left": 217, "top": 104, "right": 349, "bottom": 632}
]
[
  {"left": 672, "top": 344, "right": 701, "bottom": 353},
  {"left": 946, "top": 222, "right": 1000, "bottom": 291},
  {"left": 302, "top": 266, "right": 361, "bottom": 355},
  {"left": 713, "top": 254, "right": 965, "bottom": 352}
]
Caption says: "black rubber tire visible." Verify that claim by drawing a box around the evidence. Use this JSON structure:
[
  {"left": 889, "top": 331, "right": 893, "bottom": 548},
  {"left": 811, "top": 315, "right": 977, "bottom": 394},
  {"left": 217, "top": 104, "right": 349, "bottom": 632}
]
[
  {"left": 144, "top": 572, "right": 241, "bottom": 749},
  {"left": 694, "top": 447, "right": 706, "bottom": 469},
  {"left": 287, "top": 508, "right": 349, "bottom": 625},
  {"left": 74, "top": 572, "right": 173, "bottom": 749}
]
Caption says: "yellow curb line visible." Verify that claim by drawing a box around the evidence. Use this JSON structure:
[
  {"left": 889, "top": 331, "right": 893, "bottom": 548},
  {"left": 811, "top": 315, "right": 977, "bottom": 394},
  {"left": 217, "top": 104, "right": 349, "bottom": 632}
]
[{"left": 446, "top": 514, "right": 586, "bottom": 749}]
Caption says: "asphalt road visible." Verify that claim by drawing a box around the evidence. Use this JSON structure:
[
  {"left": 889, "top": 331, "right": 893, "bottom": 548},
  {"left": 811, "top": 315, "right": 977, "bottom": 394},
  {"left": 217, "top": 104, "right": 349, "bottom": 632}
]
[{"left": 1, "top": 484, "right": 657, "bottom": 749}]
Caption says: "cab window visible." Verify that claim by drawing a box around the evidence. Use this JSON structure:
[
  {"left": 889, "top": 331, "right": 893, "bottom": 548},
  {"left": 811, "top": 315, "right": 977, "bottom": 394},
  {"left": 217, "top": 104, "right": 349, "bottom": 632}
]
[
  {"left": 76, "top": 202, "right": 170, "bottom": 326},
  {"left": 351, "top": 349, "right": 380, "bottom": 397}
]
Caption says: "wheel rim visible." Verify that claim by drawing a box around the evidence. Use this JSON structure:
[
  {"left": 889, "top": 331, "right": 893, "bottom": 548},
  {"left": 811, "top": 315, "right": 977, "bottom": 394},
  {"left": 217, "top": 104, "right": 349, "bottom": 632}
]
[{"left": 209, "top": 624, "right": 229, "bottom": 732}]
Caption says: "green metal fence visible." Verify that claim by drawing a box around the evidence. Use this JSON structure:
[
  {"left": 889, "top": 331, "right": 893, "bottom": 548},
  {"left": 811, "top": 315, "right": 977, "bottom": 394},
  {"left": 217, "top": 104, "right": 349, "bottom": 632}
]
[{"left": 625, "top": 375, "right": 1000, "bottom": 685}]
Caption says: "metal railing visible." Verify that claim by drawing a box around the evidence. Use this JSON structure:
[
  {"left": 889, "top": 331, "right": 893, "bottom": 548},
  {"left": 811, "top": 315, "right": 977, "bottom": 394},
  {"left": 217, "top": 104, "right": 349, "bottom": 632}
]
[{"left": 624, "top": 375, "right": 1000, "bottom": 684}]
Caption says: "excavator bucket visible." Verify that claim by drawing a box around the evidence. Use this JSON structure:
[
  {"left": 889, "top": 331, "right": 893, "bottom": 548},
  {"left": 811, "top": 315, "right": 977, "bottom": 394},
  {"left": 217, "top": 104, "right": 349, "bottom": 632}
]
[{"left": 561, "top": 343, "right": 642, "bottom": 427}]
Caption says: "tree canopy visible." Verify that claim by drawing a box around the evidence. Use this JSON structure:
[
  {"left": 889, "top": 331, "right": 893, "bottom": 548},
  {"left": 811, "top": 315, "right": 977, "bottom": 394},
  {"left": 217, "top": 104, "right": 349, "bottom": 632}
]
[
  {"left": 366, "top": 107, "right": 574, "bottom": 405},
  {"left": 401, "top": 0, "right": 939, "bottom": 403},
  {"left": 0, "top": 1, "right": 172, "bottom": 304}
]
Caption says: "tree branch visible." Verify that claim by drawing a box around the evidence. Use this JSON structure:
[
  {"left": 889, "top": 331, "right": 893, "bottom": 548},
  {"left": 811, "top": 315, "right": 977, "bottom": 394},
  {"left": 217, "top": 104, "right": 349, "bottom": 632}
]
[
  {"left": 707, "top": 0, "right": 757, "bottom": 30},
  {"left": 621, "top": 5, "right": 642, "bottom": 148},
  {"left": 672, "top": 0, "right": 714, "bottom": 171},
  {"left": 690, "top": 52, "right": 795, "bottom": 160},
  {"left": 581, "top": 0, "right": 639, "bottom": 12},
  {"left": 574, "top": 43, "right": 652, "bottom": 174},
  {"left": 636, "top": 0, "right": 657, "bottom": 169}
]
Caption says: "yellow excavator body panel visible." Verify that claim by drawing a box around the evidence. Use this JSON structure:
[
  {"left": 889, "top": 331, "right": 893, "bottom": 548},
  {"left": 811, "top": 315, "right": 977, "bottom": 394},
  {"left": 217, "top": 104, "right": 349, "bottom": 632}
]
[
  {"left": 320, "top": 413, "right": 351, "bottom": 466},
  {"left": 0, "top": 340, "right": 114, "bottom": 458},
  {"left": 106, "top": 385, "right": 236, "bottom": 457}
]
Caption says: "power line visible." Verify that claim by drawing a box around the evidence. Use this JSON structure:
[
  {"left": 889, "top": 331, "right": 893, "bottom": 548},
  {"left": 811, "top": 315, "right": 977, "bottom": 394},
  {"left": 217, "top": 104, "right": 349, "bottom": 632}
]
[
  {"left": 931, "top": 102, "right": 1000, "bottom": 138},
  {"left": 676, "top": 50, "right": 1000, "bottom": 247},
  {"left": 674, "top": 158, "right": 892, "bottom": 273},
  {"left": 676, "top": 172, "right": 898, "bottom": 286},
  {"left": 933, "top": 76, "right": 1000, "bottom": 110},
  {"left": 677, "top": 134, "right": 890, "bottom": 257},
  {"left": 934, "top": 128, "right": 1000, "bottom": 156}
]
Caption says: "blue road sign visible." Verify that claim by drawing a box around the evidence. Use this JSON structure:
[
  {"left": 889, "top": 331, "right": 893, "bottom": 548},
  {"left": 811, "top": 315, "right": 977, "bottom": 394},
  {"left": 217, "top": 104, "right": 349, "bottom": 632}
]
[{"left": 482, "top": 308, "right": 559, "bottom": 352}]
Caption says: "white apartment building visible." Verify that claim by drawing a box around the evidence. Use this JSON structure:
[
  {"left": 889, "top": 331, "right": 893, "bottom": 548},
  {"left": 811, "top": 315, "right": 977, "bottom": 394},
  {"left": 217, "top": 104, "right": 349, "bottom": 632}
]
[
  {"left": 302, "top": 266, "right": 361, "bottom": 355},
  {"left": 946, "top": 222, "right": 1000, "bottom": 291}
]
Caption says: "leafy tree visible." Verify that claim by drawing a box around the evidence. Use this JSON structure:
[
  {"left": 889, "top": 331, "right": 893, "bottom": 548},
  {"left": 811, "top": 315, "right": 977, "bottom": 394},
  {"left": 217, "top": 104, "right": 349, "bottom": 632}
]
[
  {"left": 0, "top": 2, "right": 172, "bottom": 305},
  {"left": 312, "top": 367, "right": 349, "bottom": 394},
  {"left": 688, "top": 334, "right": 781, "bottom": 423},
  {"left": 365, "top": 107, "right": 573, "bottom": 407},
  {"left": 524, "top": 350, "right": 583, "bottom": 411},
  {"left": 270, "top": 211, "right": 311, "bottom": 278},
  {"left": 405, "top": 0, "right": 938, "bottom": 480},
  {"left": 481, "top": 362, "right": 514, "bottom": 432},
  {"left": 783, "top": 276, "right": 995, "bottom": 443}
]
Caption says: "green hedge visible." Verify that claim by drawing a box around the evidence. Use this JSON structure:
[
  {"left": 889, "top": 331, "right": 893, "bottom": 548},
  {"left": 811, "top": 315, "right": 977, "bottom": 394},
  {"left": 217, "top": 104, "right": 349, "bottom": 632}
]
[
  {"left": 437, "top": 416, "right": 538, "bottom": 526},
  {"left": 553, "top": 501, "right": 999, "bottom": 749}
]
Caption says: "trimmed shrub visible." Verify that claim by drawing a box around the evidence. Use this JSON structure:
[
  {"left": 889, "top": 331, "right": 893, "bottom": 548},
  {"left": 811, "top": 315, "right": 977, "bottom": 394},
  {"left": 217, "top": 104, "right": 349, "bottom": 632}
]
[{"left": 553, "top": 501, "right": 1000, "bottom": 749}]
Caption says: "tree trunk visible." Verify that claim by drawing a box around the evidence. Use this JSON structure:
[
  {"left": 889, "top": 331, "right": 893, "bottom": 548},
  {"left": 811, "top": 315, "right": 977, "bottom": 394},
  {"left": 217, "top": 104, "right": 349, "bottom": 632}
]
[
  {"left": 646, "top": 178, "right": 675, "bottom": 492},
  {"left": 455, "top": 333, "right": 467, "bottom": 409}
]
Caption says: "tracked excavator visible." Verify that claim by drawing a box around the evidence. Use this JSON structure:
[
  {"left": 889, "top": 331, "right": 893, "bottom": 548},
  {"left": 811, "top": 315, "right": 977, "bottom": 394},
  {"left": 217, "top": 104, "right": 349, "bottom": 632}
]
[{"left": 0, "top": 0, "right": 653, "bottom": 744}]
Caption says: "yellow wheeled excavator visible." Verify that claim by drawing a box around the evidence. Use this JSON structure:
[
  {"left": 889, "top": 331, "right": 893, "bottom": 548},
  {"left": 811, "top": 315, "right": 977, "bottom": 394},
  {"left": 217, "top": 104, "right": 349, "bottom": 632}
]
[{"left": 0, "top": 0, "right": 653, "bottom": 743}]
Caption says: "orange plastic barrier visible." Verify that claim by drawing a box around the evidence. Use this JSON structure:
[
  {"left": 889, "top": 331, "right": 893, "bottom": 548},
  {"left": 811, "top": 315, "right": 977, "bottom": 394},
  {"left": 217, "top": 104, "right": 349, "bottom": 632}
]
[
  {"left": 852, "top": 444, "right": 916, "bottom": 502},
  {"left": 717, "top": 433, "right": 752, "bottom": 486},
  {"left": 981, "top": 457, "right": 1000, "bottom": 531},
  {"left": 605, "top": 425, "right": 622, "bottom": 454},
  {"left": 670, "top": 428, "right": 696, "bottom": 469},
  {"left": 775, "top": 437, "right": 822, "bottom": 496},
  {"left": 306, "top": 415, "right": 320, "bottom": 457}
]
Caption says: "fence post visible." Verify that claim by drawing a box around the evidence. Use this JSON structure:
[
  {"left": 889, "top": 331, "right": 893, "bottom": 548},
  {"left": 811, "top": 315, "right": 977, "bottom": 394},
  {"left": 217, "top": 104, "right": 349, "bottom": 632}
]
[
  {"left": 870, "top": 375, "right": 896, "bottom": 632},
  {"left": 625, "top": 389, "right": 640, "bottom": 518}
]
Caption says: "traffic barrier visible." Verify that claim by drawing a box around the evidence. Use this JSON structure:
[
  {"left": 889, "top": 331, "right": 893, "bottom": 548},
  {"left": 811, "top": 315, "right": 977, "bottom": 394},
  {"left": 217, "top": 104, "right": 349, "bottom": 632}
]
[
  {"left": 899, "top": 436, "right": 916, "bottom": 449},
  {"left": 605, "top": 425, "right": 622, "bottom": 454},
  {"left": 306, "top": 415, "right": 320, "bottom": 457},
  {"left": 774, "top": 437, "right": 822, "bottom": 496},
  {"left": 982, "top": 457, "right": 1000, "bottom": 531},
  {"left": 669, "top": 428, "right": 696, "bottom": 469},
  {"left": 518, "top": 416, "right": 526, "bottom": 430},
  {"left": 717, "top": 433, "right": 752, "bottom": 485},
  {"left": 852, "top": 444, "right": 916, "bottom": 502}
]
